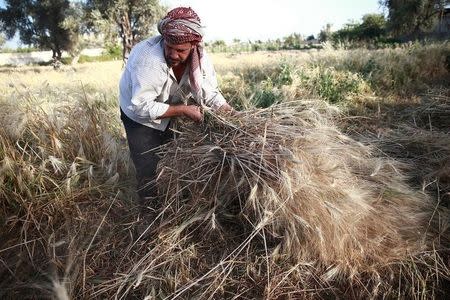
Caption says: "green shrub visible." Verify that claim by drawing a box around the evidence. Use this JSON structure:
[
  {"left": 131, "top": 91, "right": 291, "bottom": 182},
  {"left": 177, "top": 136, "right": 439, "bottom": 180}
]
[
  {"left": 317, "top": 69, "right": 366, "bottom": 103},
  {"left": 234, "top": 62, "right": 295, "bottom": 108},
  {"left": 253, "top": 79, "right": 281, "bottom": 108},
  {"left": 104, "top": 44, "right": 122, "bottom": 58},
  {"left": 218, "top": 72, "right": 253, "bottom": 110},
  {"left": 360, "top": 58, "right": 380, "bottom": 78},
  {"left": 240, "top": 66, "right": 271, "bottom": 84},
  {"left": 274, "top": 62, "right": 294, "bottom": 86}
]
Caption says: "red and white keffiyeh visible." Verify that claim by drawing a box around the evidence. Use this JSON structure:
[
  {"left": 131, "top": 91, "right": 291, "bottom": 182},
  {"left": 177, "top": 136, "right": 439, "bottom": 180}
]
[{"left": 158, "top": 7, "right": 204, "bottom": 103}]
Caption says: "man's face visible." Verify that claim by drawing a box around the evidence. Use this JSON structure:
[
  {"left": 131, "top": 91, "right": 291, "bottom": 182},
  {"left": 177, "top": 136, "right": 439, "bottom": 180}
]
[{"left": 163, "top": 41, "right": 193, "bottom": 67}]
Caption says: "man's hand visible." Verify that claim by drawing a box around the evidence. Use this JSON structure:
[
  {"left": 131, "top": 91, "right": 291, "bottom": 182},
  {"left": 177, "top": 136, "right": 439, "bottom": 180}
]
[
  {"left": 217, "top": 103, "right": 233, "bottom": 113},
  {"left": 182, "top": 105, "right": 203, "bottom": 122},
  {"left": 217, "top": 102, "right": 239, "bottom": 116},
  {"left": 158, "top": 104, "right": 203, "bottom": 122}
]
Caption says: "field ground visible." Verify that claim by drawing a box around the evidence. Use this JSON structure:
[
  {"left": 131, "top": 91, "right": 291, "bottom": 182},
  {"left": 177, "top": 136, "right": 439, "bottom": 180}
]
[{"left": 0, "top": 44, "right": 449, "bottom": 299}]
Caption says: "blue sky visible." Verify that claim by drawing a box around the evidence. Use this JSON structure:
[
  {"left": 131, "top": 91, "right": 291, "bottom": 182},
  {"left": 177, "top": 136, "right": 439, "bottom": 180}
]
[{"left": 2, "top": 0, "right": 383, "bottom": 47}]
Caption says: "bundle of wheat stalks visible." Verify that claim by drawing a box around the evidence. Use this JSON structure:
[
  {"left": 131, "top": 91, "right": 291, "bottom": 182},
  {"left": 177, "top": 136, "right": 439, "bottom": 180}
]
[{"left": 105, "top": 101, "right": 448, "bottom": 299}]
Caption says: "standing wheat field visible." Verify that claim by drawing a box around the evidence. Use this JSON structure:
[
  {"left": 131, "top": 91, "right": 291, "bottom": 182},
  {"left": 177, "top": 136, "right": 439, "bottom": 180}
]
[{"left": 0, "top": 43, "right": 449, "bottom": 299}]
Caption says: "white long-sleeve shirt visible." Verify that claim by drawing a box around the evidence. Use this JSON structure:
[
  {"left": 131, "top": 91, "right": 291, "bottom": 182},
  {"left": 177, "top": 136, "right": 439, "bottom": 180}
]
[{"left": 119, "top": 35, "right": 226, "bottom": 131}]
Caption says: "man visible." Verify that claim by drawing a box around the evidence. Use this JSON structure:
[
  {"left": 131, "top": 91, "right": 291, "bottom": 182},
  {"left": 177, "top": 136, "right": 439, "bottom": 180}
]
[{"left": 119, "top": 7, "right": 232, "bottom": 203}]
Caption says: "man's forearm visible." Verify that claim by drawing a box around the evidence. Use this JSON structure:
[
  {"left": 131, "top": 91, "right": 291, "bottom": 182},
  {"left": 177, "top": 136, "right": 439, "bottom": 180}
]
[
  {"left": 158, "top": 104, "right": 203, "bottom": 122},
  {"left": 156, "top": 102, "right": 232, "bottom": 122},
  {"left": 157, "top": 105, "right": 186, "bottom": 119}
]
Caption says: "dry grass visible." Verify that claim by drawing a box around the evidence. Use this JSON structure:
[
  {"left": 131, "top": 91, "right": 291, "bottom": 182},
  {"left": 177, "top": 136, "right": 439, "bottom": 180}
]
[
  {"left": 0, "top": 61, "right": 122, "bottom": 96},
  {"left": 125, "top": 102, "right": 447, "bottom": 299},
  {"left": 348, "top": 92, "right": 450, "bottom": 209},
  {"left": 0, "top": 91, "right": 136, "bottom": 298}
]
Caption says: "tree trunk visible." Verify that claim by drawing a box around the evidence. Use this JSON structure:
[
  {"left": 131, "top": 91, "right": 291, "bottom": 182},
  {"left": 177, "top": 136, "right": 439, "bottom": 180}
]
[
  {"left": 71, "top": 54, "right": 80, "bottom": 66},
  {"left": 120, "top": 12, "right": 133, "bottom": 62},
  {"left": 52, "top": 46, "right": 62, "bottom": 61},
  {"left": 51, "top": 47, "right": 62, "bottom": 69}
]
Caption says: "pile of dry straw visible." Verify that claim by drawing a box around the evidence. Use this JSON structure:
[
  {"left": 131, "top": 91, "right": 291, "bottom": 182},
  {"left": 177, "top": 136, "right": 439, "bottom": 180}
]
[{"left": 110, "top": 100, "right": 449, "bottom": 299}]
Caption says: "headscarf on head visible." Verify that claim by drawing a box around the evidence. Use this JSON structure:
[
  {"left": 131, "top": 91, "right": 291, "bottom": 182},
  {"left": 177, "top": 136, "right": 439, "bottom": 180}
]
[{"left": 158, "top": 7, "right": 204, "bottom": 103}]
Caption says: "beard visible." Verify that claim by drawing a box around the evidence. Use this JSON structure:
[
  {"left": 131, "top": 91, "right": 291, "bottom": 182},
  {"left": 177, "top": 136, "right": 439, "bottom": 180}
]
[
  {"left": 166, "top": 56, "right": 186, "bottom": 67},
  {"left": 165, "top": 53, "right": 191, "bottom": 67},
  {"left": 167, "top": 59, "right": 180, "bottom": 67}
]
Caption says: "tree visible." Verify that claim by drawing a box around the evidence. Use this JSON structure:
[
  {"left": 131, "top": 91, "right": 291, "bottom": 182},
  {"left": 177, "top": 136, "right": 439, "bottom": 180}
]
[
  {"left": 210, "top": 40, "right": 226, "bottom": 52},
  {"left": 86, "top": 0, "right": 165, "bottom": 60},
  {"left": 0, "top": 0, "right": 76, "bottom": 61},
  {"left": 380, "top": 0, "right": 448, "bottom": 35},
  {"left": 332, "top": 21, "right": 362, "bottom": 42},
  {"left": 0, "top": 32, "right": 6, "bottom": 49},
  {"left": 61, "top": 1, "right": 91, "bottom": 65},
  {"left": 331, "top": 14, "right": 386, "bottom": 42},
  {"left": 359, "top": 14, "right": 386, "bottom": 39},
  {"left": 282, "top": 33, "right": 303, "bottom": 49},
  {"left": 318, "top": 23, "right": 333, "bottom": 42}
]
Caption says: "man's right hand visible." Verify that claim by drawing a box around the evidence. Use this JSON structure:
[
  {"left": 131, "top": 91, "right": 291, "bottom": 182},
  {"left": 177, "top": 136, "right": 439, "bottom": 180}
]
[
  {"left": 182, "top": 105, "right": 203, "bottom": 122},
  {"left": 158, "top": 104, "right": 203, "bottom": 122}
]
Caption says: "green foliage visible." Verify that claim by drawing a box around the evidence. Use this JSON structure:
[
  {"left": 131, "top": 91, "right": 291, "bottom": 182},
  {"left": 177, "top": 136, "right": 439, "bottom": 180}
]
[
  {"left": 380, "top": 0, "right": 446, "bottom": 36},
  {"left": 219, "top": 61, "right": 296, "bottom": 109},
  {"left": 208, "top": 40, "right": 227, "bottom": 52},
  {"left": 253, "top": 79, "right": 280, "bottom": 108},
  {"left": 319, "top": 24, "right": 333, "bottom": 42},
  {"left": 206, "top": 36, "right": 322, "bottom": 54},
  {"left": 85, "top": 0, "right": 166, "bottom": 59},
  {"left": 0, "top": 46, "right": 37, "bottom": 53},
  {"left": 0, "top": 0, "right": 76, "bottom": 59},
  {"left": 274, "top": 62, "right": 294, "bottom": 85},
  {"left": 314, "top": 69, "right": 366, "bottom": 103},
  {"left": 251, "top": 42, "right": 262, "bottom": 52},
  {"left": 212, "top": 40, "right": 226, "bottom": 47},
  {"left": 359, "top": 14, "right": 387, "bottom": 39},
  {"left": 60, "top": 1, "right": 90, "bottom": 59},
  {"left": 360, "top": 58, "right": 380, "bottom": 77},
  {"left": 60, "top": 53, "right": 121, "bottom": 64},
  {"left": 298, "top": 66, "right": 369, "bottom": 104},
  {"left": 218, "top": 73, "right": 253, "bottom": 110},
  {"left": 0, "top": 46, "right": 42, "bottom": 54},
  {"left": 104, "top": 44, "right": 122, "bottom": 58},
  {"left": 332, "top": 14, "right": 387, "bottom": 43},
  {"left": 266, "top": 39, "right": 282, "bottom": 51},
  {"left": 248, "top": 62, "right": 295, "bottom": 108},
  {"left": 282, "top": 33, "right": 304, "bottom": 50}
]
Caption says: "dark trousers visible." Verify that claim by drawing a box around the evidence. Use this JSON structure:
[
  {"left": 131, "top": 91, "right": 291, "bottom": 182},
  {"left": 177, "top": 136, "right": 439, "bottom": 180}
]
[{"left": 120, "top": 109, "right": 173, "bottom": 200}]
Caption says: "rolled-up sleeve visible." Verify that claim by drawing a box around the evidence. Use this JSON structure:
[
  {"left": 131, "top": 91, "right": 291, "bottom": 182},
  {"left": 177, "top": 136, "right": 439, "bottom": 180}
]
[
  {"left": 129, "top": 62, "right": 170, "bottom": 120},
  {"left": 201, "top": 54, "right": 227, "bottom": 110}
]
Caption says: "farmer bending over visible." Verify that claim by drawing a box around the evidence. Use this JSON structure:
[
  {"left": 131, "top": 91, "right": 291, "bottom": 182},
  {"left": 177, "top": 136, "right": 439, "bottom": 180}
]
[{"left": 119, "top": 7, "right": 232, "bottom": 204}]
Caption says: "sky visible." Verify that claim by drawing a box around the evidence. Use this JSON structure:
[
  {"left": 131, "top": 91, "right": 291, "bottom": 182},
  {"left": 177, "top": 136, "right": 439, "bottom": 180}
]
[
  {"left": 160, "top": 0, "right": 384, "bottom": 42},
  {"left": 2, "top": 0, "right": 384, "bottom": 47}
]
